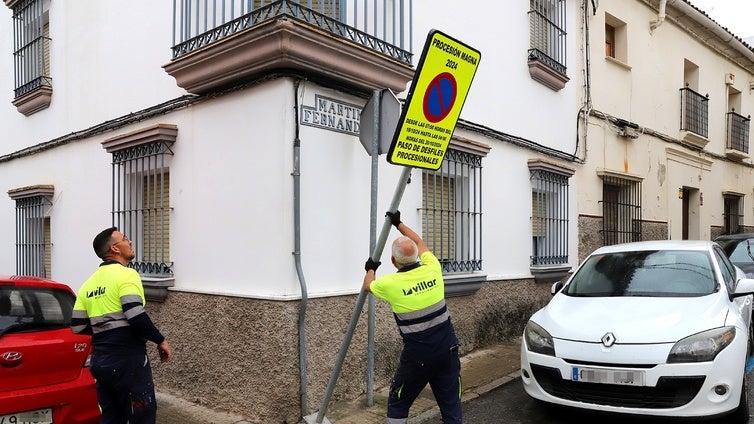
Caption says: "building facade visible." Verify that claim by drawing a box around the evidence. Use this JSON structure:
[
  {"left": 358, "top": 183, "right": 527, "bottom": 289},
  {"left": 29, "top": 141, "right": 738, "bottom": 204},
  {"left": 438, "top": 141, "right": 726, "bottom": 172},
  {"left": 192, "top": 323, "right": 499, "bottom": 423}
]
[
  {"left": 578, "top": 0, "right": 754, "bottom": 261},
  {"left": 0, "top": 1, "right": 583, "bottom": 421}
]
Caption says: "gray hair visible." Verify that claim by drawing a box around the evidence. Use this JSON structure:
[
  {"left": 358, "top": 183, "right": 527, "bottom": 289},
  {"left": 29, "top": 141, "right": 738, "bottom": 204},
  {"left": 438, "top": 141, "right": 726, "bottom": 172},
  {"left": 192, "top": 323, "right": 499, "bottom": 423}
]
[{"left": 392, "top": 236, "right": 419, "bottom": 267}]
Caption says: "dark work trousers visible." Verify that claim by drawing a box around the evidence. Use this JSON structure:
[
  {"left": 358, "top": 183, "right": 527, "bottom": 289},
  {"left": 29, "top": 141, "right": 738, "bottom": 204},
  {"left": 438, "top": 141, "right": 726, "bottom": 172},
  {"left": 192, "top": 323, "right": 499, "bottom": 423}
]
[
  {"left": 90, "top": 352, "right": 157, "bottom": 424},
  {"left": 387, "top": 347, "right": 462, "bottom": 424}
]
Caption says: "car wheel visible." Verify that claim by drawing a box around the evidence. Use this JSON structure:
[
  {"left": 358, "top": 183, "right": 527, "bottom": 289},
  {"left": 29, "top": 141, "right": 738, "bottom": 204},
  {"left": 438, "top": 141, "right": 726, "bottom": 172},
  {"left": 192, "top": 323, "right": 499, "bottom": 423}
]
[{"left": 728, "top": 374, "right": 750, "bottom": 423}]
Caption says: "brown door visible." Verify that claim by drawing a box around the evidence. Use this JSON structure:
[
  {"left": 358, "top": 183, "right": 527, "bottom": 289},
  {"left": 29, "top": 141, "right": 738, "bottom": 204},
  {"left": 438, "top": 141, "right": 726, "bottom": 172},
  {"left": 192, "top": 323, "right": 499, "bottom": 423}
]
[{"left": 682, "top": 188, "right": 690, "bottom": 240}]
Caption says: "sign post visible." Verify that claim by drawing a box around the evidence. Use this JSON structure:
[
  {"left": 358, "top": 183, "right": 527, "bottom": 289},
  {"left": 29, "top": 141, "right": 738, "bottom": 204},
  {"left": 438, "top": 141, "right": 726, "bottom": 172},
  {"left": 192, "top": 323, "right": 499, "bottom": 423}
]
[
  {"left": 387, "top": 30, "right": 481, "bottom": 170},
  {"left": 306, "top": 30, "right": 480, "bottom": 424}
]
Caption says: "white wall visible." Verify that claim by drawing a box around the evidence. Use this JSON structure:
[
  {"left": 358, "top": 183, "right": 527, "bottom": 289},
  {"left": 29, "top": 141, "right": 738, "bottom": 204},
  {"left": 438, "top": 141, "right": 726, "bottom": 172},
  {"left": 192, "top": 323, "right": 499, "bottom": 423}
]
[{"left": 0, "top": 1, "right": 584, "bottom": 298}]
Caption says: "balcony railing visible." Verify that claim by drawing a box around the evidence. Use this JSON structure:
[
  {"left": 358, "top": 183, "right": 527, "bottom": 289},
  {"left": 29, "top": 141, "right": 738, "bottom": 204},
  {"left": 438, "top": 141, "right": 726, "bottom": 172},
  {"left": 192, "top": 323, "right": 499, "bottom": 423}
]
[
  {"left": 726, "top": 111, "right": 751, "bottom": 154},
  {"left": 171, "top": 0, "right": 412, "bottom": 65},
  {"left": 680, "top": 87, "right": 709, "bottom": 138}
]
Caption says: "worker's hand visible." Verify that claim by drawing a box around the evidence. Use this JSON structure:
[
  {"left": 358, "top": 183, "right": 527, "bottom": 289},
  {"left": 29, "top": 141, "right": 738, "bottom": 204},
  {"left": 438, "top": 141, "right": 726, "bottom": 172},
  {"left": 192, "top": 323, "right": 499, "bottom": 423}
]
[
  {"left": 386, "top": 210, "right": 401, "bottom": 228},
  {"left": 158, "top": 340, "right": 173, "bottom": 362},
  {"left": 364, "top": 258, "right": 381, "bottom": 272}
]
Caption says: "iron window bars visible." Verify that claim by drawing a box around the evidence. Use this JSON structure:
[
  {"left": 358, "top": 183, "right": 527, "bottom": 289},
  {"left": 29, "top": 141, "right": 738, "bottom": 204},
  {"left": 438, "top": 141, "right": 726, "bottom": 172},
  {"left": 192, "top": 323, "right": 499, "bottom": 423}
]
[{"left": 421, "top": 149, "right": 482, "bottom": 274}]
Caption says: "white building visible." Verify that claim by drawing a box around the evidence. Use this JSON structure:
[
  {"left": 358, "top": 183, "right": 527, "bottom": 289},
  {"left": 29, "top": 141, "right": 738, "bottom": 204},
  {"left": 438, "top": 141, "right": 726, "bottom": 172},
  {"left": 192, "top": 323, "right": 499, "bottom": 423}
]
[
  {"left": 577, "top": 0, "right": 754, "bottom": 261},
  {"left": 0, "top": 0, "right": 581, "bottom": 421}
]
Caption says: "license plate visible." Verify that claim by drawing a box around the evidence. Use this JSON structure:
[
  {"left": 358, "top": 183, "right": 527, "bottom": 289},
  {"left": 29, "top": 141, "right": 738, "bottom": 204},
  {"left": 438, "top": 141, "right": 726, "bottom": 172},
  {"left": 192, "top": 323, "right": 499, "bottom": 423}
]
[
  {"left": 0, "top": 408, "right": 53, "bottom": 424},
  {"left": 572, "top": 367, "right": 644, "bottom": 386}
]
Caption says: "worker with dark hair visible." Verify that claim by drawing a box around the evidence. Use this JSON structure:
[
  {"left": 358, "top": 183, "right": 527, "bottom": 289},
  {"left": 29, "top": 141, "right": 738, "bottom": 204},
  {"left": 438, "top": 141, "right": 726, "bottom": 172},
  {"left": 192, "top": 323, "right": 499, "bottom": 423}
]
[{"left": 72, "top": 226, "right": 172, "bottom": 424}]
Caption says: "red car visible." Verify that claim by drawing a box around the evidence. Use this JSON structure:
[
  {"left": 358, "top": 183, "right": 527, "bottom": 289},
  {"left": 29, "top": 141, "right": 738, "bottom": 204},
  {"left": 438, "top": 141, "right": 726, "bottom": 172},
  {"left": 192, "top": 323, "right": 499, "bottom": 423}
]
[{"left": 0, "top": 276, "right": 100, "bottom": 423}]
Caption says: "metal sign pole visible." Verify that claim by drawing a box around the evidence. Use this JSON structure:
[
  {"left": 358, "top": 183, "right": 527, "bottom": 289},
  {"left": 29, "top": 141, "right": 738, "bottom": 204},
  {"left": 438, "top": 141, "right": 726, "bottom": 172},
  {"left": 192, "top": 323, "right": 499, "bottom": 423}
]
[
  {"left": 367, "top": 89, "right": 381, "bottom": 407},
  {"left": 307, "top": 166, "right": 412, "bottom": 424}
]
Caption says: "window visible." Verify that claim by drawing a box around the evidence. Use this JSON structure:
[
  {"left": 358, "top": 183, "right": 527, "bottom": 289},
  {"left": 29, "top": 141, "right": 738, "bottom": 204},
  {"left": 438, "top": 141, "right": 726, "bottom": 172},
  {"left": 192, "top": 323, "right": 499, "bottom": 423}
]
[
  {"left": 678, "top": 60, "right": 709, "bottom": 147},
  {"left": 10, "top": 0, "right": 52, "bottom": 115},
  {"left": 528, "top": 0, "right": 569, "bottom": 90},
  {"left": 529, "top": 161, "right": 573, "bottom": 266},
  {"left": 604, "top": 13, "right": 627, "bottom": 62},
  {"left": 102, "top": 124, "right": 177, "bottom": 278},
  {"left": 605, "top": 24, "right": 615, "bottom": 57},
  {"left": 7, "top": 185, "right": 54, "bottom": 278},
  {"left": 726, "top": 90, "right": 750, "bottom": 154},
  {"left": 723, "top": 194, "right": 743, "bottom": 234},
  {"left": 600, "top": 174, "right": 642, "bottom": 245},
  {"left": 421, "top": 149, "right": 482, "bottom": 274}
]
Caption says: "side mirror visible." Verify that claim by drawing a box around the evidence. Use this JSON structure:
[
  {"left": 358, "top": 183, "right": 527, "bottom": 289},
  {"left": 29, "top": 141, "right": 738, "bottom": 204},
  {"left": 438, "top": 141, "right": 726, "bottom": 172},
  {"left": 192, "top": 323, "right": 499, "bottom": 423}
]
[
  {"left": 730, "top": 278, "right": 754, "bottom": 300},
  {"left": 551, "top": 281, "right": 565, "bottom": 295}
]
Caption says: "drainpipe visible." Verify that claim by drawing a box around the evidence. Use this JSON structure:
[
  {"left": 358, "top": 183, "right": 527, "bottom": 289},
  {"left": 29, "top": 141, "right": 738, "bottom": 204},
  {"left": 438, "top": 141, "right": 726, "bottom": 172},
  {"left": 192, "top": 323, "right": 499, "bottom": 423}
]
[
  {"left": 292, "top": 78, "right": 309, "bottom": 418},
  {"left": 649, "top": 0, "right": 667, "bottom": 33}
]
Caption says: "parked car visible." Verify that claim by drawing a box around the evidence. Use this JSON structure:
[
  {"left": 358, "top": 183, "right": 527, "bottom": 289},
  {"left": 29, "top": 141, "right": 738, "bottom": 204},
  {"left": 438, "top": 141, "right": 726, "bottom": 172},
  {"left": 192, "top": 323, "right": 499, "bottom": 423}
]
[
  {"left": 520, "top": 240, "right": 754, "bottom": 422},
  {"left": 0, "top": 275, "right": 100, "bottom": 423},
  {"left": 715, "top": 233, "right": 754, "bottom": 277}
]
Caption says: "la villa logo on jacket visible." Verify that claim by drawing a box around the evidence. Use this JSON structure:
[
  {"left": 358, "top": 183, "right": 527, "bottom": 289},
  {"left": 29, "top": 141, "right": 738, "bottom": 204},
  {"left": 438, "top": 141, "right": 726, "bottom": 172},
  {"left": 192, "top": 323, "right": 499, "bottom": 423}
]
[
  {"left": 86, "top": 286, "right": 106, "bottom": 298},
  {"left": 402, "top": 279, "right": 437, "bottom": 296}
]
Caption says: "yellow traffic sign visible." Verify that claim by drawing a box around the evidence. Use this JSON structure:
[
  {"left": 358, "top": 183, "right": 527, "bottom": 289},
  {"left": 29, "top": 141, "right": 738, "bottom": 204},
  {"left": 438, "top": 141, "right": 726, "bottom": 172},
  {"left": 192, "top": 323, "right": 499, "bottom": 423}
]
[{"left": 388, "top": 30, "right": 481, "bottom": 170}]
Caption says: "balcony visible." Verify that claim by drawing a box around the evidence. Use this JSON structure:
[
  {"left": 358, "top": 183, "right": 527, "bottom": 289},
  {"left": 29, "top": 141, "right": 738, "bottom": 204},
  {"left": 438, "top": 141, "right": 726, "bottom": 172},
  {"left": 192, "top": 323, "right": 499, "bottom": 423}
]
[
  {"left": 725, "top": 111, "right": 751, "bottom": 160},
  {"left": 163, "top": 0, "right": 415, "bottom": 95},
  {"left": 679, "top": 87, "right": 709, "bottom": 149}
]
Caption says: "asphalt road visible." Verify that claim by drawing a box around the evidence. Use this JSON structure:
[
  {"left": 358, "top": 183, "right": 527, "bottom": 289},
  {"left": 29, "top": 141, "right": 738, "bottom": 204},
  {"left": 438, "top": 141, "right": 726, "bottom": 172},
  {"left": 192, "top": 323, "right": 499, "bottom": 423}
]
[{"left": 420, "top": 376, "right": 754, "bottom": 423}]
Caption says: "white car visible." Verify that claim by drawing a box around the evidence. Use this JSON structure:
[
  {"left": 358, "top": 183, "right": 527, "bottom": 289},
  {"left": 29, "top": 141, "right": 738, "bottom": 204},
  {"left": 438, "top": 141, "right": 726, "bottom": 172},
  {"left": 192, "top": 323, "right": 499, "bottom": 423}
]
[{"left": 521, "top": 240, "right": 754, "bottom": 422}]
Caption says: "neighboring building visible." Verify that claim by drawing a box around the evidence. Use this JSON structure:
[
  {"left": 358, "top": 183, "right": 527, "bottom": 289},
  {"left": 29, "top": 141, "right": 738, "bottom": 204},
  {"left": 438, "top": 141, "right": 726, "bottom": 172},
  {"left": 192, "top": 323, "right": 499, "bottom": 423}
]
[
  {"left": 577, "top": 0, "right": 754, "bottom": 261},
  {"left": 0, "top": 0, "right": 581, "bottom": 421}
]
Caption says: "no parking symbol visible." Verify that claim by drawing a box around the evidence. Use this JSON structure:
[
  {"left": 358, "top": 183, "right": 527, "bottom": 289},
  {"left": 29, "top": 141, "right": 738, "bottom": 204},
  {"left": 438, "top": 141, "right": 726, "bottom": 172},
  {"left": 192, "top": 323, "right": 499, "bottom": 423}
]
[{"left": 388, "top": 30, "right": 480, "bottom": 170}]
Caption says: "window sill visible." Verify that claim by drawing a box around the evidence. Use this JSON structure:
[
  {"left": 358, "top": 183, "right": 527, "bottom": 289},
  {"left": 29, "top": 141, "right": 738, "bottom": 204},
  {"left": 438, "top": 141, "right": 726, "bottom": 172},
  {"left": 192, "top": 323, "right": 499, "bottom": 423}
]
[
  {"left": 527, "top": 58, "right": 569, "bottom": 91},
  {"left": 530, "top": 265, "right": 571, "bottom": 284},
  {"left": 725, "top": 148, "right": 749, "bottom": 161},
  {"left": 142, "top": 276, "right": 175, "bottom": 303},
  {"left": 680, "top": 130, "right": 709, "bottom": 149},
  {"left": 444, "top": 273, "right": 486, "bottom": 297},
  {"left": 605, "top": 56, "right": 632, "bottom": 71},
  {"left": 12, "top": 86, "right": 52, "bottom": 116},
  {"left": 163, "top": 18, "right": 414, "bottom": 95}
]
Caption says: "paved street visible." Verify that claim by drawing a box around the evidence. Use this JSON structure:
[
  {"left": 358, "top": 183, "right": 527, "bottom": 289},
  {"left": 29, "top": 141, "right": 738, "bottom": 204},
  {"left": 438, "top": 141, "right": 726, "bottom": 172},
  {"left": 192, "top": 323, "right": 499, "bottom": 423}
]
[{"left": 419, "top": 376, "right": 754, "bottom": 424}]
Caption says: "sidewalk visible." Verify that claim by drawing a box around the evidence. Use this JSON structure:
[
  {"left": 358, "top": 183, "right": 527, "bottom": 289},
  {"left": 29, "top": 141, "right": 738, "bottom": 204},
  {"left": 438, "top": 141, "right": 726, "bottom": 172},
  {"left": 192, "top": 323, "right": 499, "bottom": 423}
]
[
  {"left": 321, "top": 338, "right": 522, "bottom": 424},
  {"left": 155, "top": 337, "right": 523, "bottom": 424}
]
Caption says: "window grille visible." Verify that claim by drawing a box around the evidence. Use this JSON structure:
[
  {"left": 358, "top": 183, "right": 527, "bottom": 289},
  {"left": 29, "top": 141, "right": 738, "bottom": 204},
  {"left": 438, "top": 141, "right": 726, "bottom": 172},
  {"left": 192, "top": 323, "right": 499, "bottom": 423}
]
[
  {"left": 528, "top": 0, "right": 567, "bottom": 75},
  {"left": 723, "top": 194, "right": 743, "bottom": 234},
  {"left": 680, "top": 87, "right": 709, "bottom": 138},
  {"left": 421, "top": 149, "right": 482, "bottom": 274},
  {"left": 8, "top": 188, "right": 53, "bottom": 278},
  {"left": 11, "top": 0, "right": 51, "bottom": 98},
  {"left": 530, "top": 169, "right": 570, "bottom": 266},
  {"left": 726, "top": 112, "right": 750, "bottom": 154},
  {"left": 109, "top": 141, "right": 174, "bottom": 277},
  {"left": 601, "top": 175, "right": 642, "bottom": 245}
]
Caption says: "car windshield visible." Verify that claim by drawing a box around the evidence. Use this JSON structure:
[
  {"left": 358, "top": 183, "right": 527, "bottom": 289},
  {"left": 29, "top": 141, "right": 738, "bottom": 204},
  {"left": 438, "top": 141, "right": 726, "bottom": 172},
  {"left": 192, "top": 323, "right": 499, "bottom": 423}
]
[
  {"left": 717, "top": 238, "right": 754, "bottom": 263},
  {"left": 564, "top": 249, "right": 717, "bottom": 297},
  {"left": 0, "top": 286, "right": 75, "bottom": 335}
]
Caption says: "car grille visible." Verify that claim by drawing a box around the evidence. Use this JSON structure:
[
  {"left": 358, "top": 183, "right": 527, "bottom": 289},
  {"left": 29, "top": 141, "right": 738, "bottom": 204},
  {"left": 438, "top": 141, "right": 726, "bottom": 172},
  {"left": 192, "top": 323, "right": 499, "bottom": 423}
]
[{"left": 531, "top": 364, "right": 705, "bottom": 408}]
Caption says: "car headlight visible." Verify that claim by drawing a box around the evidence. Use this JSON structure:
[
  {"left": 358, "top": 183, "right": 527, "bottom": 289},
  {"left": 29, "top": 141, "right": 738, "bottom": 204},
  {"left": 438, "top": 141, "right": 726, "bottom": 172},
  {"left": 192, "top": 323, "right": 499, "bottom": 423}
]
[
  {"left": 667, "top": 327, "right": 736, "bottom": 363},
  {"left": 524, "top": 321, "right": 555, "bottom": 356}
]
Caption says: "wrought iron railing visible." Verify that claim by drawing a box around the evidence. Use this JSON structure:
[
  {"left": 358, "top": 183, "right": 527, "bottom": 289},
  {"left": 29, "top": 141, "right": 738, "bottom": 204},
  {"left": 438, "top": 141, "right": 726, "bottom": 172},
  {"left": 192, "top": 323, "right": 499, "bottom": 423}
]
[
  {"left": 726, "top": 111, "right": 751, "bottom": 154},
  {"left": 11, "top": 0, "right": 51, "bottom": 98},
  {"left": 530, "top": 170, "right": 569, "bottom": 266},
  {"left": 170, "top": 0, "right": 412, "bottom": 65},
  {"left": 420, "top": 149, "right": 483, "bottom": 274},
  {"left": 601, "top": 175, "right": 642, "bottom": 246},
  {"left": 680, "top": 87, "right": 709, "bottom": 138},
  {"left": 528, "top": 0, "right": 567, "bottom": 75}
]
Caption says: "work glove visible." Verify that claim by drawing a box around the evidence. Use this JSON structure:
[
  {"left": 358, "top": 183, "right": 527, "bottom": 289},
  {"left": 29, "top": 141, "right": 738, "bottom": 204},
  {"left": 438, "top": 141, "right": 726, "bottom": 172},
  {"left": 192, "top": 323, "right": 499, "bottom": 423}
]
[
  {"left": 364, "top": 257, "right": 381, "bottom": 272},
  {"left": 386, "top": 210, "right": 401, "bottom": 228}
]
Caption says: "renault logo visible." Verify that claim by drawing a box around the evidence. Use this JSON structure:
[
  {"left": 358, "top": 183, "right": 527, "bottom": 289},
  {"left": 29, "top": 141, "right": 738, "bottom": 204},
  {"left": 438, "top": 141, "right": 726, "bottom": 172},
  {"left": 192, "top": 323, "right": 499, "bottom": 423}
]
[
  {"left": 0, "top": 351, "right": 23, "bottom": 367},
  {"left": 601, "top": 332, "right": 616, "bottom": 347}
]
